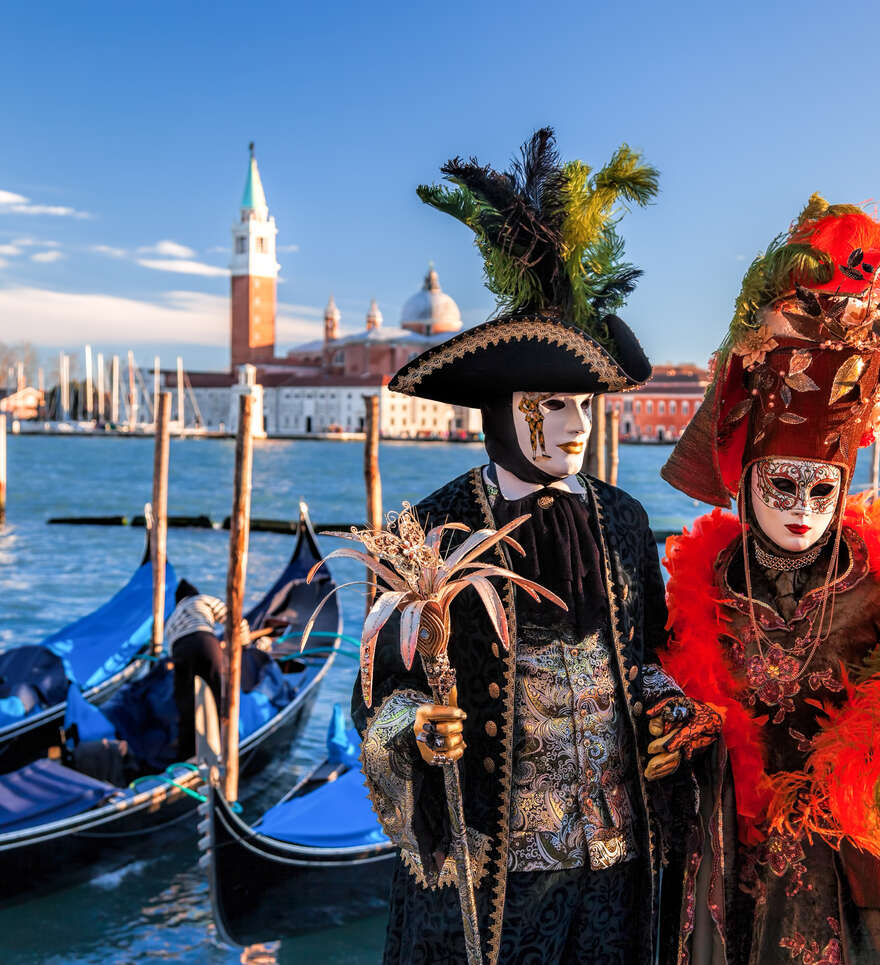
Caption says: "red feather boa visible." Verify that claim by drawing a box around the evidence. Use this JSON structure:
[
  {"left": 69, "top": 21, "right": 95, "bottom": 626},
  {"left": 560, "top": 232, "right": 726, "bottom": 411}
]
[{"left": 661, "top": 495, "right": 880, "bottom": 848}]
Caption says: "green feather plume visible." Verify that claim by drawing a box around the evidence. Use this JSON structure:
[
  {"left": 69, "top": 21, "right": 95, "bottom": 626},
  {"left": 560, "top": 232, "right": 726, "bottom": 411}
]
[
  {"left": 416, "top": 128, "right": 658, "bottom": 344},
  {"left": 719, "top": 193, "right": 844, "bottom": 363}
]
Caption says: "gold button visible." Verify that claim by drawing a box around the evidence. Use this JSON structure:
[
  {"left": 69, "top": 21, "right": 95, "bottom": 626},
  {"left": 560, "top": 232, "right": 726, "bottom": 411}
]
[
  {"left": 484, "top": 721, "right": 497, "bottom": 737},
  {"left": 483, "top": 757, "right": 495, "bottom": 774},
  {"left": 488, "top": 682, "right": 500, "bottom": 699},
  {"left": 537, "top": 495, "right": 554, "bottom": 509},
  {"left": 491, "top": 642, "right": 500, "bottom": 659},
  {"left": 628, "top": 666, "right": 638, "bottom": 681},
  {"left": 632, "top": 701, "right": 643, "bottom": 716}
]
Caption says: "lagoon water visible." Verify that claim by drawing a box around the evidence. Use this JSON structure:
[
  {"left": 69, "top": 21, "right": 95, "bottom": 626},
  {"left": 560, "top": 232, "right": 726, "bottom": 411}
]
[{"left": 0, "top": 436, "right": 874, "bottom": 963}]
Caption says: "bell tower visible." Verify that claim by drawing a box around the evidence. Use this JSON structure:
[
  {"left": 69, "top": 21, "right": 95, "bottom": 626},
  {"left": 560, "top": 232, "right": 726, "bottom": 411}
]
[{"left": 230, "top": 143, "right": 279, "bottom": 369}]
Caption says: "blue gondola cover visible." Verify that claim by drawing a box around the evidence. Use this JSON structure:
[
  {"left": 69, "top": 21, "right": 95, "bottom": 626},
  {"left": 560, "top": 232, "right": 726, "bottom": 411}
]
[
  {"left": 46, "top": 561, "right": 177, "bottom": 688},
  {"left": 255, "top": 766, "right": 388, "bottom": 849},
  {"left": 0, "top": 758, "right": 115, "bottom": 833}
]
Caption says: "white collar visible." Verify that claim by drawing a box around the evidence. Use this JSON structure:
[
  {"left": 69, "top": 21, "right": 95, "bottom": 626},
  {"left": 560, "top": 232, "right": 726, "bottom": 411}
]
[{"left": 489, "top": 464, "right": 585, "bottom": 500}]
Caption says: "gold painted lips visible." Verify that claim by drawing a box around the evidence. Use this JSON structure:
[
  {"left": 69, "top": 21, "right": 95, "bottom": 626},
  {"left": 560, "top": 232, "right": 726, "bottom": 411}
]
[{"left": 558, "top": 440, "right": 586, "bottom": 455}]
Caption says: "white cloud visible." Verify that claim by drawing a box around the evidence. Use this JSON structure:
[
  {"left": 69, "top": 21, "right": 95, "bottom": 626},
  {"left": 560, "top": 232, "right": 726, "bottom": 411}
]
[
  {"left": 277, "top": 244, "right": 300, "bottom": 253},
  {"left": 0, "top": 258, "right": 7, "bottom": 270},
  {"left": 31, "top": 250, "right": 64, "bottom": 263},
  {"left": 276, "top": 301, "right": 324, "bottom": 344},
  {"left": 0, "top": 286, "right": 230, "bottom": 345},
  {"left": 136, "top": 258, "right": 229, "bottom": 278},
  {"left": 0, "top": 190, "right": 90, "bottom": 219},
  {"left": 138, "top": 240, "right": 196, "bottom": 259},
  {"left": 90, "top": 244, "right": 127, "bottom": 258},
  {"left": 0, "top": 238, "right": 62, "bottom": 257},
  {"left": 0, "top": 285, "right": 327, "bottom": 351},
  {"left": 207, "top": 245, "right": 228, "bottom": 253}
]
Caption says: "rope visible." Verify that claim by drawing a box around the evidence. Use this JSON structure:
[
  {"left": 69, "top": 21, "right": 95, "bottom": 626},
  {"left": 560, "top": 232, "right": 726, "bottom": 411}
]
[
  {"left": 276, "top": 629, "right": 362, "bottom": 650},
  {"left": 127, "top": 765, "right": 243, "bottom": 812}
]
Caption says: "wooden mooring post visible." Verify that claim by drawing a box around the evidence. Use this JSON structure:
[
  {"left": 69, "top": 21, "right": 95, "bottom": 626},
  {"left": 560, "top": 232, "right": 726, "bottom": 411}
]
[
  {"left": 223, "top": 394, "right": 255, "bottom": 804},
  {"left": 0, "top": 415, "right": 6, "bottom": 526},
  {"left": 364, "top": 394, "right": 383, "bottom": 613},
  {"left": 585, "top": 397, "right": 608, "bottom": 481},
  {"left": 150, "top": 393, "right": 171, "bottom": 657},
  {"left": 607, "top": 408, "right": 620, "bottom": 488}
]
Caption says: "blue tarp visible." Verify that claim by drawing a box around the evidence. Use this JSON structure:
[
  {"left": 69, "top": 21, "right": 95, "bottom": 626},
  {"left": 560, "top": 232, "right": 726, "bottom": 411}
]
[
  {"left": 327, "top": 704, "right": 361, "bottom": 768},
  {"left": 45, "top": 561, "right": 177, "bottom": 689},
  {"left": 0, "top": 758, "right": 114, "bottom": 833},
  {"left": 255, "top": 719, "right": 386, "bottom": 849},
  {"left": 255, "top": 765, "right": 389, "bottom": 849},
  {"left": 238, "top": 662, "right": 296, "bottom": 741},
  {"left": 66, "top": 653, "right": 294, "bottom": 769},
  {"left": 0, "top": 561, "right": 176, "bottom": 728}
]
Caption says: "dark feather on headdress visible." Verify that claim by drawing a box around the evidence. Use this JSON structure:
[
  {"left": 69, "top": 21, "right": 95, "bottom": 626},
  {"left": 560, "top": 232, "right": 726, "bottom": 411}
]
[{"left": 417, "top": 127, "right": 659, "bottom": 344}]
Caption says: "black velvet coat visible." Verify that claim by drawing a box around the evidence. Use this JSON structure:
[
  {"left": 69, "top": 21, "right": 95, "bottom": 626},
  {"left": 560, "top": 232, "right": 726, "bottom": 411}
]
[{"left": 352, "top": 467, "right": 687, "bottom": 965}]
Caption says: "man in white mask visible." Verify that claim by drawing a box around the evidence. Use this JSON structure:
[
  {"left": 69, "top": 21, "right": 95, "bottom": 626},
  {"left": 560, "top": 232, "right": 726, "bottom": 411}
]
[{"left": 351, "top": 129, "right": 721, "bottom": 965}]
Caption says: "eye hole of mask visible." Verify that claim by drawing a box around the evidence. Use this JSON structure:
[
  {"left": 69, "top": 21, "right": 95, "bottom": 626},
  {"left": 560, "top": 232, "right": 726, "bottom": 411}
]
[
  {"left": 811, "top": 483, "right": 836, "bottom": 499},
  {"left": 770, "top": 477, "right": 797, "bottom": 495},
  {"left": 541, "top": 399, "right": 566, "bottom": 411}
]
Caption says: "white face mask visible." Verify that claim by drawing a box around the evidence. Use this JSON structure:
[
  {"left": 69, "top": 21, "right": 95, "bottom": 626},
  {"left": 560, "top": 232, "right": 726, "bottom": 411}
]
[
  {"left": 511, "top": 391, "right": 593, "bottom": 479},
  {"left": 749, "top": 458, "right": 842, "bottom": 553}
]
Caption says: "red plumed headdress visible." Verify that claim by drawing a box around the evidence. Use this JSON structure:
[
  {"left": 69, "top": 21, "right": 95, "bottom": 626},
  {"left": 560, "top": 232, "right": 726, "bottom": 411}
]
[{"left": 663, "top": 196, "right": 880, "bottom": 506}]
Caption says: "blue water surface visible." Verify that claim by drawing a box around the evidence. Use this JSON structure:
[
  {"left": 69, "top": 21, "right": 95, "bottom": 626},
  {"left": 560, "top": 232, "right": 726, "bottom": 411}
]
[{"left": 0, "top": 435, "right": 873, "bottom": 963}]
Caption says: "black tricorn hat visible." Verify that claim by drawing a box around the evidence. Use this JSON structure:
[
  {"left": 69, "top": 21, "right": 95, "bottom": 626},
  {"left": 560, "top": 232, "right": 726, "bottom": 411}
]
[
  {"left": 389, "top": 310, "right": 651, "bottom": 407},
  {"left": 390, "top": 128, "right": 658, "bottom": 407}
]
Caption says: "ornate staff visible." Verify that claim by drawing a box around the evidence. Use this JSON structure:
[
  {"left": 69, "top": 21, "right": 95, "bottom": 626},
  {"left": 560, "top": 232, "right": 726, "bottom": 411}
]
[{"left": 301, "top": 503, "right": 565, "bottom": 965}]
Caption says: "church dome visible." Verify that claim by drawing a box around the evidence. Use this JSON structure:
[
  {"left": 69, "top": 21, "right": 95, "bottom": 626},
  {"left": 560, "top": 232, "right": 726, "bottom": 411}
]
[{"left": 400, "top": 265, "right": 462, "bottom": 335}]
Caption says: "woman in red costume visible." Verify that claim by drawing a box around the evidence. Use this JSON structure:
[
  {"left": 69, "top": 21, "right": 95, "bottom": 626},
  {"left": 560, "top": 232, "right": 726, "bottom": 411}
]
[{"left": 660, "top": 196, "right": 880, "bottom": 964}]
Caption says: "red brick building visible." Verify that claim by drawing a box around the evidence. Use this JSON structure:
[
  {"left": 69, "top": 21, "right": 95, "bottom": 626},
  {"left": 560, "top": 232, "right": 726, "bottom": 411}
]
[{"left": 606, "top": 364, "right": 708, "bottom": 442}]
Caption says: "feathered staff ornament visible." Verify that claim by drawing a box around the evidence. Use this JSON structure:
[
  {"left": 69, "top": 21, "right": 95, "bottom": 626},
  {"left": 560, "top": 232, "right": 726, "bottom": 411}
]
[{"left": 301, "top": 503, "right": 566, "bottom": 965}]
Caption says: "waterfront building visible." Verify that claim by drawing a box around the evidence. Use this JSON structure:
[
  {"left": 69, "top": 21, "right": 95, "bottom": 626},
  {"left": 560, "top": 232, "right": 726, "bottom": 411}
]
[
  {"left": 0, "top": 386, "right": 43, "bottom": 422},
  {"left": 606, "top": 364, "right": 709, "bottom": 442}
]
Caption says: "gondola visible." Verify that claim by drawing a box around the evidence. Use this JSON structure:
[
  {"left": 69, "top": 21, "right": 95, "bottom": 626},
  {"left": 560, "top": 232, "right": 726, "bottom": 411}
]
[
  {"left": 0, "top": 528, "right": 177, "bottom": 773},
  {"left": 0, "top": 503, "right": 341, "bottom": 900},
  {"left": 203, "top": 703, "right": 395, "bottom": 947}
]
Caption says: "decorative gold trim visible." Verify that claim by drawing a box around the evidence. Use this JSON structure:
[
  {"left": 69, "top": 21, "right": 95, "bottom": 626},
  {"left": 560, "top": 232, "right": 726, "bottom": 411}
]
[
  {"left": 358, "top": 688, "right": 428, "bottom": 858},
  {"left": 470, "top": 466, "right": 518, "bottom": 965},
  {"left": 584, "top": 477, "right": 658, "bottom": 930},
  {"left": 391, "top": 317, "right": 632, "bottom": 396},
  {"left": 399, "top": 826, "right": 493, "bottom": 892}
]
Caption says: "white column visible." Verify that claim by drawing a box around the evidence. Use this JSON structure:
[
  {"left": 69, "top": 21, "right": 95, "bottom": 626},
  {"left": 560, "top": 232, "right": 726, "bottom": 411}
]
[
  {"left": 84, "top": 345, "right": 93, "bottom": 421},
  {"left": 176, "top": 356, "right": 184, "bottom": 433},
  {"left": 153, "top": 356, "right": 161, "bottom": 426},
  {"left": 111, "top": 355, "right": 120, "bottom": 424},
  {"left": 60, "top": 353, "right": 69, "bottom": 422},
  {"left": 127, "top": 351, "right": 138, "bottom": 429},
  {"left": 96, "top": 353, "right": 105, "bottom": 420}
]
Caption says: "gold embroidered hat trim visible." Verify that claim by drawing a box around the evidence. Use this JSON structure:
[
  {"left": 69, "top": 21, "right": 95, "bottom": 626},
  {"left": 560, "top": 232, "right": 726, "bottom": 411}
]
[{"left": 389, "top": 314, "right": 646, "bottom": 407}]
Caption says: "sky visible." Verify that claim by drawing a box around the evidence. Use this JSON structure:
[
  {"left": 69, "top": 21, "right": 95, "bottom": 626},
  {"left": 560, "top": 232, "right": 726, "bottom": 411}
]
[{"left": 1, "top": 0, "right": 878, "bottom": 378}]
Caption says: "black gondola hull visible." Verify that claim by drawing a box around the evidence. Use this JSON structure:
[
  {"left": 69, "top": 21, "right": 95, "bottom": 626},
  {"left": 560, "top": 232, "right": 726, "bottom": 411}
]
[{"left": 208, "top": 786, "right": 395, "bottom": 946}]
